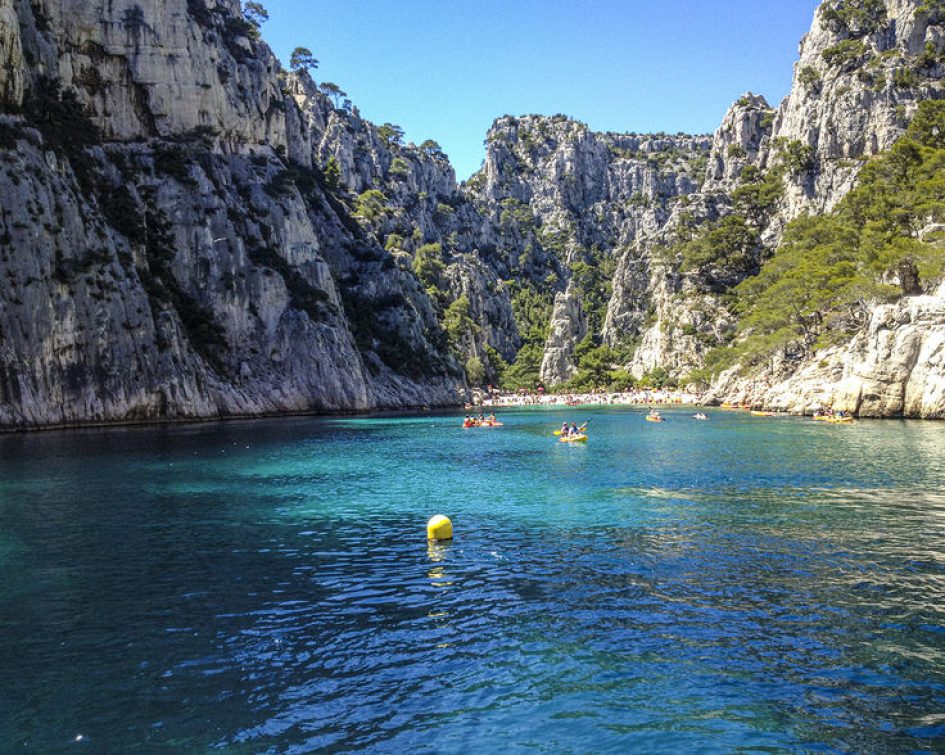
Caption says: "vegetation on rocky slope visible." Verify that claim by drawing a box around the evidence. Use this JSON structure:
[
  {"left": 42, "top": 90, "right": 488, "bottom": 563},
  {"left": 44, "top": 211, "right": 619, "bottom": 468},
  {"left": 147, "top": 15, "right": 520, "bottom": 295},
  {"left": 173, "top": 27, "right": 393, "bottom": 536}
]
[{"left": 694, "top": 100, "right": 945, "bottom": 381}]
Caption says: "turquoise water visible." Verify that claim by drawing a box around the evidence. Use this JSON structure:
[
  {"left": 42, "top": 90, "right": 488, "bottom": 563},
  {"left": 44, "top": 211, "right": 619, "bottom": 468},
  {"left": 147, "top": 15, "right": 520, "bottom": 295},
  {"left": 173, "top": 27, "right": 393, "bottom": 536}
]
[{"left": 1, "top": 407, "right": 945, "bottom": 752}]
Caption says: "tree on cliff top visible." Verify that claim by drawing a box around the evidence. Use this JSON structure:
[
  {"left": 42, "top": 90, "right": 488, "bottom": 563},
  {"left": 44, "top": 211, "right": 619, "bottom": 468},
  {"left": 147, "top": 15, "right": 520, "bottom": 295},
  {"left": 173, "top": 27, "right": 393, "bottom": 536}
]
[
  {"left": 243, "top": 2, "right": 268, "bottom": 28},
  {"left": 319, "top": 82, "right": 347, "bottom": 108},
  {"left": 290, "top": 47, "right": 318, "bottom": 72}
]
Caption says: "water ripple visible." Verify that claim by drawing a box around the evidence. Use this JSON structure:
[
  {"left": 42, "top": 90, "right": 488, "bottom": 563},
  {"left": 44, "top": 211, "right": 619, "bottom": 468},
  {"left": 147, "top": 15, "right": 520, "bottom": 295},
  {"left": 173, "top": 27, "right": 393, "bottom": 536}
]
[{"left": 1, "top": 410, "right": 944, "bottom": 751}]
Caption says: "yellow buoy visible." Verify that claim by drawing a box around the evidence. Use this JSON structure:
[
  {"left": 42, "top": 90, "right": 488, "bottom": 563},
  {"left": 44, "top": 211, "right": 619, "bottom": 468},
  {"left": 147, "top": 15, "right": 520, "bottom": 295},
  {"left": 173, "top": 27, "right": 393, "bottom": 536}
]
[{"left": 427, "top": 514, "right": 453, "bottom": 541}]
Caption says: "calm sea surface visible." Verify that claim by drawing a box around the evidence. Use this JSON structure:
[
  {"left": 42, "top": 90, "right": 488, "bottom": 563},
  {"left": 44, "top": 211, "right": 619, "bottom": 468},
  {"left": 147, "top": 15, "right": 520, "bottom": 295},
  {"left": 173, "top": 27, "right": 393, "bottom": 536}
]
[{"left": 1, "top": 407, "right": 945, "bottom": 752}]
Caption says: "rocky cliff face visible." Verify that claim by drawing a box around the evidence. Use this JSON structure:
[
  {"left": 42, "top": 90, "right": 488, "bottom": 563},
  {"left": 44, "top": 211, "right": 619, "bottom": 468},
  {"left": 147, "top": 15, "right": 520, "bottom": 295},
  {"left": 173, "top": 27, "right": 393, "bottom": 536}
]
[
  {"left": 698, "top": 0, "right": 945, "bottom": 415},
  {"left": 710, "top": 281, "right": 945, "bottom": 418},
  {"left": 462, "top": 115, "right": 711, "bottom": 381},
  {"left": 771, "top": 0, "right": 943, "bottom": 216},
  {"left": 0, "top": 0, "right": 463, "bottom": 428},
  {"left": 623, "top": 0, "right": 945, "bottom": 389},
  {"left": 2, "top": 0, "right": 943, "bottom": 427}
]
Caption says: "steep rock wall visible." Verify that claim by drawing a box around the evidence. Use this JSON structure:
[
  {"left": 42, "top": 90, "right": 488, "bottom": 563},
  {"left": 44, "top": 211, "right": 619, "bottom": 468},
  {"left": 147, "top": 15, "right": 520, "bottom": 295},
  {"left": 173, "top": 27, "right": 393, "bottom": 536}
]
[
  {"left": 711, "top": 283, "right": 945, "bottom": 418},
  {"left": 0, "top": 0, "right": 464, "bottom": 428}
]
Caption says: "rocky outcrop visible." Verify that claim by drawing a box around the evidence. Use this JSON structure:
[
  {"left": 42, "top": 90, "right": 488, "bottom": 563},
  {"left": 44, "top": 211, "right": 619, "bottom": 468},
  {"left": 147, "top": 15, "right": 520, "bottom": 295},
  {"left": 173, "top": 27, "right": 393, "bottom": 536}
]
[
  {"left": 702, "top": 93, "right": 775, "bottom": 193},
  {"left": 0, "top": 0, "right": 25, "bottom": 109},
  {"left": 539, "top": 282, "right": 587, "bottom": 385},
  {"left": 464, "top": 115, "right": 711, "bottom": 377},
  {"left": 32, "top": 0, "right": 291, "bottom": 146},
  {"left": 711, "top": 283, "right": 945, "bottom": 418},
  {"left": 624, "top": 0, "right": 945, "bottom": 386},
  {"left": 769, "top": 0, "right": 945, "bottom": 217}
]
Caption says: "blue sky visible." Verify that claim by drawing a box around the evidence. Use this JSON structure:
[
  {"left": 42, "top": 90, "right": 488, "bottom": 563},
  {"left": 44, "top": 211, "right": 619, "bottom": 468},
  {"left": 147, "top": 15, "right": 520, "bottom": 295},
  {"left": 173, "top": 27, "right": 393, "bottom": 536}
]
[{"left": 260, "top": 1, "right": 822, "bottom": 179}]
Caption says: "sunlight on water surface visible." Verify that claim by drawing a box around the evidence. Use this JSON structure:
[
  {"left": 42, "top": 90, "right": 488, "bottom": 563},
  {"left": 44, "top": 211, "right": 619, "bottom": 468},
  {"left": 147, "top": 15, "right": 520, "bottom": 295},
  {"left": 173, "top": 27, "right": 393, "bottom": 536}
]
[{"left": 1, "top": 408, "right": 944, "bottom": 751}]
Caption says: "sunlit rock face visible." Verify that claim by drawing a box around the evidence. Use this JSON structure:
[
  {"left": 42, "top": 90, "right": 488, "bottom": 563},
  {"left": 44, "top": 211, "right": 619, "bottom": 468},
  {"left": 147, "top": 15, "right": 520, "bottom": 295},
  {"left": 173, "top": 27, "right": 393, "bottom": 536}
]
[
  {"left": 710, "top": 282, "right": 945, "bottom": 418},
  {"left": 2, "top": 0, "right": 945, "bottom": 427}
]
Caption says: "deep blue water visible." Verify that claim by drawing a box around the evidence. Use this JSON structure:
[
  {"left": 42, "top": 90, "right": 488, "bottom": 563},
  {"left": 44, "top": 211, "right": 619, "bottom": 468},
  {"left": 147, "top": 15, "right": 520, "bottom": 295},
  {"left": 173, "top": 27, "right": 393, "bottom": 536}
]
[{"left": 1, "top": 407, "right": 945, "bottom": 752}]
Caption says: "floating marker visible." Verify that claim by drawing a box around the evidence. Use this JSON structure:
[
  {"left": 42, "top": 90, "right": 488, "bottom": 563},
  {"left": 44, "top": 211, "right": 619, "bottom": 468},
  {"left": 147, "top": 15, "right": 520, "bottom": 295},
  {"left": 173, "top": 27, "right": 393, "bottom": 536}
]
[{"left": 427, "top": 514, "right": 453, "bottom": 541}]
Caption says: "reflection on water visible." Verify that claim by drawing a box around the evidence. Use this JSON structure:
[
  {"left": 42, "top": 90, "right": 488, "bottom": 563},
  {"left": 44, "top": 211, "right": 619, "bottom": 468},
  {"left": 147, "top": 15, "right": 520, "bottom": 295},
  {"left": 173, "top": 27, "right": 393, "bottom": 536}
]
[{"left": 0, "top": 409, "right": 944, "bottom": 751}]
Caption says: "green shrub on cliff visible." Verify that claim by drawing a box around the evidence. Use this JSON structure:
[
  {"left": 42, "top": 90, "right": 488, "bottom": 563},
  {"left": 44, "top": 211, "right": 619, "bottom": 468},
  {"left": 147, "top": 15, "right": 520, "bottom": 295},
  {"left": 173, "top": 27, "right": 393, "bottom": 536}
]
[
  {"left": 412, "top": 243, "right": 445, "bottom": 290},
  {"left": 822, "top": 39, "right": 868, "bottom": 69},
  {"left": 354, "top": 189, "right": 388, "bottom": 221},
  {"left": 442, "top": 295, "right": 478, "bottom": 348},
  {"left": 501, "top": 342, "right": 544, "bottom": 390},
  {"left": 706, "top": 100, "right": 945, "bottom": 374},
  {"left": 819, "top": 0, "right": 887, "bottom": 37},
  {"left": 559, "top": 336, "right": 624, "bottom": 392}
]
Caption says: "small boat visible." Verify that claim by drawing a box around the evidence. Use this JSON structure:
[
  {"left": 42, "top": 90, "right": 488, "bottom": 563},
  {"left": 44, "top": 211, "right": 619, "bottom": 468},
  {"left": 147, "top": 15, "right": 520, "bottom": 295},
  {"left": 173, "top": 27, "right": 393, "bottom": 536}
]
[
  {"left": 750, "top": 410, "right": 777, "bottom": 417},
  {"left": 826, "top": 415, "right": 854, "bottom": 424},
  {"left": 559, "top": 434, "right": 588, "bottom": 443},
  {"left": 645, "top": 415, "right": 665, "bottom": 423}
]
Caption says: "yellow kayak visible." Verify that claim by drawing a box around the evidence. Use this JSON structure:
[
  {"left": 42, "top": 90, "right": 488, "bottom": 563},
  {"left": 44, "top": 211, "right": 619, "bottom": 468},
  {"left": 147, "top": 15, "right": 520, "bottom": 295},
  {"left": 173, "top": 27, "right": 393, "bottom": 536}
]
[
  {"left": 827, "top": 416, "right": 854, "bottom": 424},
  {"left": 559, "top": 434, "right": 588, "bottom": 443},
  {"left": 645, "top": 416, "right": 665, "bottom": 423},
  {"left": 750, "top": 411, "right": 777, "bottom": 417}
]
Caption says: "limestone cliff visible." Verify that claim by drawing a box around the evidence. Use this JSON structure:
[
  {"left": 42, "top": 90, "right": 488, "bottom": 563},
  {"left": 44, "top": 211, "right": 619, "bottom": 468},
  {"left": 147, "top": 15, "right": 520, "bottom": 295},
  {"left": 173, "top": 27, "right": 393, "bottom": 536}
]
[
  {"left": 463, "top": 115, "right": 711, "bottom": 381},
  {"left": 0, "top": 0, "right": 463, "bottom": 428},
  {"left": 3, "top": 0, "right": 945, "bottom": 427},
  {"left": 624, "top": 0, "right": 945, "bottom": 393},
  {"left": 710, "top": 282, "right": 945, "bottom": 418}
]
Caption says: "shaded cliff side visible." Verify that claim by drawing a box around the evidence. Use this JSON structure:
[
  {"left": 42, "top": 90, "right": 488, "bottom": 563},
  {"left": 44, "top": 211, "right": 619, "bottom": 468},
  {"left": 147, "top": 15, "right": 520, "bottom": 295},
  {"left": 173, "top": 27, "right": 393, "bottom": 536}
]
[{"left": 0, "top": 0, "right": 464, "bottom": 428}]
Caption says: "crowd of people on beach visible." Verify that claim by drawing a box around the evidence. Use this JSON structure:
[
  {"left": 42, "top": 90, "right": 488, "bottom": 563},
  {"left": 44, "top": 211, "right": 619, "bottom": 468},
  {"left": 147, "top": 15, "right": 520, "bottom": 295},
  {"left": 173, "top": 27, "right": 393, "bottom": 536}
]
[{"left": 478, "top": 387, "right": 705, "bottom": 409}]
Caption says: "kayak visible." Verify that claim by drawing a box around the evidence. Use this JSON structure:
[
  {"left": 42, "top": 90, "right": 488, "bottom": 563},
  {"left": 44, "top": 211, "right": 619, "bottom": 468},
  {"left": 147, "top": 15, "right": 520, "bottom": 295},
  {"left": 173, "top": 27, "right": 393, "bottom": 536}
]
[
  {"left": 826, "top": 416, "right": 854, "bottom": 424},
  {"left": 645, "top": 415, "right": 664, "bottom": 423},
  {"left": 559, "top": 434, "right": 588, "bottom": 443},
  {"left": 750, "top": 411, "right": 777, "bottom": 417}
]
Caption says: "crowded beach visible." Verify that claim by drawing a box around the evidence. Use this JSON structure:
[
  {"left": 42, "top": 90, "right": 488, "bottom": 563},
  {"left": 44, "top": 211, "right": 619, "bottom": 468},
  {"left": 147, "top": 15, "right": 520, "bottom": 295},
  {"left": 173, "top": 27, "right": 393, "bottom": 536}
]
[{"left": 474, "top": 387, "right": 706, "bottom": 409}]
